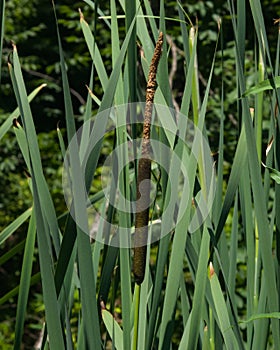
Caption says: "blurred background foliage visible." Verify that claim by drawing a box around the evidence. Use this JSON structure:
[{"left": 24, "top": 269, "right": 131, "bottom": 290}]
[{"left": 1, "top": 0, "right": 280, "bottom": 347}]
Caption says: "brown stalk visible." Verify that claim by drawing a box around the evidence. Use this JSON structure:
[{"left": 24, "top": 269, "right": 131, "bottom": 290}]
[{"left": 133, "top": 32, "right": 164, "bottom": 285}]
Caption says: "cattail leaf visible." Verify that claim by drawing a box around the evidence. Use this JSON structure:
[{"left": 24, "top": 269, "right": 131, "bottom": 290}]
[
  {"left": 240, "top": 312, "right": 280, "bottom": 324},
  {"left": 242, "top": 76, "right": 280, "bottom": 97},
  {"left": 102, "top": 309, "right": 124, "bottom": 350},
  {"left": 262, "top": 162, "right": 280, "bottom": 184},
  {"left": 209, "top": 269, "right": 239, "bottom": 349},
  {"left": 14, "top": 211, "right": 36, "bottom": 349},
  {"left": 0, "top": 84, "right": 47, "bottom": 142},
  {"left": 0, "top": 208, "right": 32, "bottom": 245}
]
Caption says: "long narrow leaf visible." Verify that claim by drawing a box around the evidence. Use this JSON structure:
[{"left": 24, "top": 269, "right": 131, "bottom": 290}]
[
  {"left": 14, "top": 211, "right": 36, "bottom": 349},
  {"left": 209, "top": 266, "right": 239, "bottom": 349},
  {"left": 0, "top": 208, "right": 32, "bottom": 245},
  {"left": 10, "top": 45, "right": 65, "bottom": 349}
]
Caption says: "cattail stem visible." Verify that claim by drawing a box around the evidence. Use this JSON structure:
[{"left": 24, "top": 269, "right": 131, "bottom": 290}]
[{"left": 133, "top": 32, "right": 163, "bottom": 285}]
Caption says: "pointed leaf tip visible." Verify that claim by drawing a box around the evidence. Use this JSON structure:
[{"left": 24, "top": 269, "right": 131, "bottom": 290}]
[
  {"left": 79, "top": 8, "right": 84, "bottom": 20},
  {"left": 11, "top": 41, "right": 17, "bottom": 52},
  {"left": 209, "top": 262, "right": 215, "bottom": 278}
]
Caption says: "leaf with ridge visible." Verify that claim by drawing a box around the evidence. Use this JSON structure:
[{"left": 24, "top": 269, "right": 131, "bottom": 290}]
[{"left": 243, "top": 76, "right": 280, "bottom": 97}]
